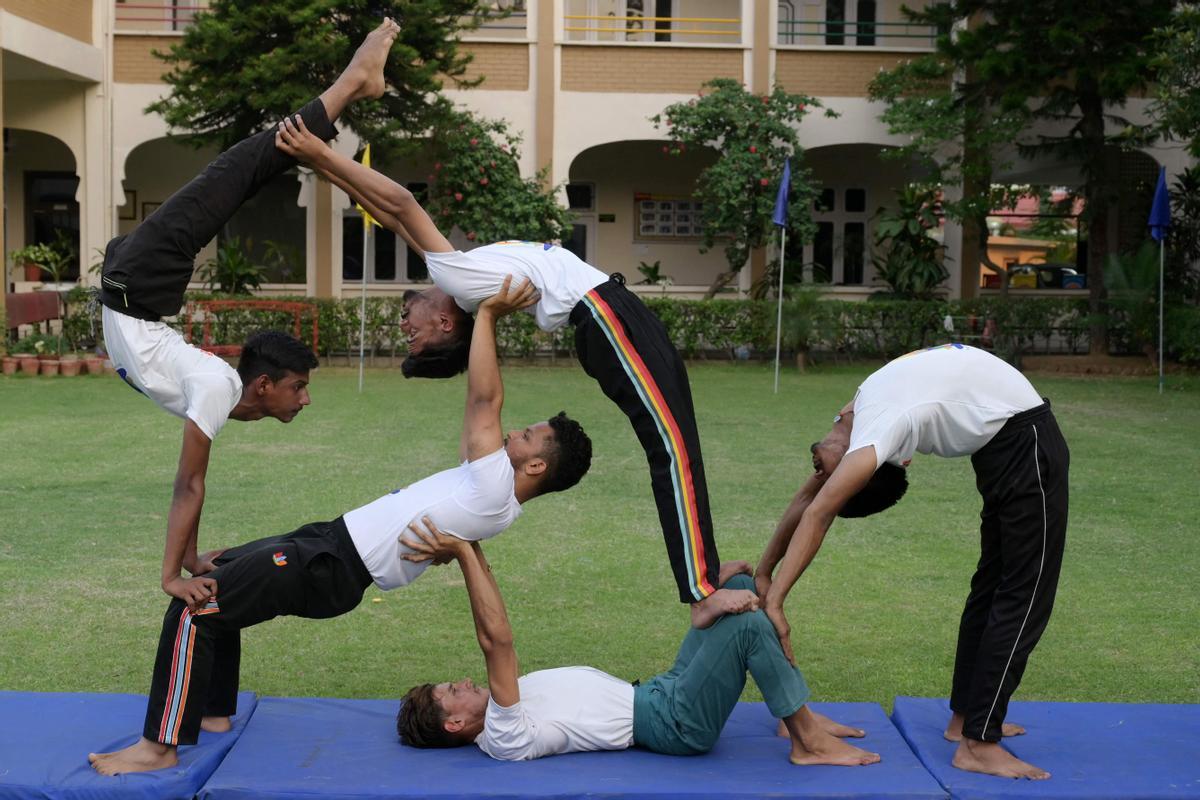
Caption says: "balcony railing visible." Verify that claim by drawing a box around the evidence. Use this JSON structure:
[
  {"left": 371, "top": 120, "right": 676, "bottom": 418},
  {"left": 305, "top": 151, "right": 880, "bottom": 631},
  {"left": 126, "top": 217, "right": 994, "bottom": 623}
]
[
  {"left": 115, "top": 1, "right": 208, "bottom": 32},
  {"left": 778, "top": 18, "right": 939, "bottom": 48},
  {"left": 565, "top": 14, "right": 741, "bottom": 44}
]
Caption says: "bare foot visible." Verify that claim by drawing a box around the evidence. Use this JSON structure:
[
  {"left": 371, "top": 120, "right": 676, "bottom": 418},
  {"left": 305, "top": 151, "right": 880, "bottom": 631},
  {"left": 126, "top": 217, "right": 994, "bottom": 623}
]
[
  {"left": 778, "top": 715, "right": 864, "bottom": 739},
  {"left": 88, "top": 738, "right": 177, "bottom": 775},
  {"left": 807, "top": 709, "right": 866, "bottom": 738},
  {"left": 944, "top": 711, "right": 1025, "bottom": 741},
  {"left": 784, "top": 706, "right": 880, "bottom": 766},
  {"left": 790, "top": 727, "right": 881, "bottom": 766},
  {"left": 201, "top": 715, "right": 231, "bottom": 733},
  {"left": 342, "top": 18, "right": 400, "bottom": 102},
  {"left": 690, "top": 588, "right": 758, "bottom": 629},
  {"left": 952, "top": 739, "right": 1049, "bottom": 779}
]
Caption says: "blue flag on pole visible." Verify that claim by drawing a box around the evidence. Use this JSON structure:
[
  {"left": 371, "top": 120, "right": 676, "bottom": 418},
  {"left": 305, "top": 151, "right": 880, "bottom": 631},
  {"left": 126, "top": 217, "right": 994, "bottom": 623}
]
[
  {"left": 1148, "top": 166, "right": 1171, "bottom": 242},
  {"left": 772, "top": 157, "right": 792, "bottom": 227}
]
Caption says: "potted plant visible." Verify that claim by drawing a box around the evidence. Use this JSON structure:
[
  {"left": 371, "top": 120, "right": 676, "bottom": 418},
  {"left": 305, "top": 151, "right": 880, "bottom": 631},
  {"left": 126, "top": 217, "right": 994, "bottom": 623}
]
[
  {"left": 85, "top": 351, "right": 105, "bottom": 375},
  {"left": 9, "top": 240, "right": 71, "bottom": 285},
  {"left": 12, "top": 337, "right": 40, "bottom": 375},
  {"left": 2, "top": 354, "right": 17, "bottom": 376},
  {"left": 59, "top": 352, "right": 83, "bottom": 376}
]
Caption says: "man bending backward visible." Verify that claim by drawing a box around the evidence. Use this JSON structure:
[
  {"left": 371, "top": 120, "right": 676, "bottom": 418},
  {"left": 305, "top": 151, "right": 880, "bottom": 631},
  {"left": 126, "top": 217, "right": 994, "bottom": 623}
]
[
  {"left": 755, "top": 343, "right": 1068, "bottom": 780},
  {"left": 276, "top": 116, "right": 738, "bottom": 628}
]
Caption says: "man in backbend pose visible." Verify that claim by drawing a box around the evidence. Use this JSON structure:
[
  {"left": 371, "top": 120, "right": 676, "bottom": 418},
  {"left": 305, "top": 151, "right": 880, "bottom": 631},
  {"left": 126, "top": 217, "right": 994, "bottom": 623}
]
[
  {"left": 98, "top": 19, "right": 402, "bottom": 611},
  {"left": 394, "top": 522, "right": 880, "bottom": 767},
  {"left": 276, "top": 115, "right": 737, "bottom": 627},
  {"left": 755, "top": 343, "right": 1068, "bottom": 780},
  {"left": 89, "top": 277, "right": 593, "bottom": 775}
]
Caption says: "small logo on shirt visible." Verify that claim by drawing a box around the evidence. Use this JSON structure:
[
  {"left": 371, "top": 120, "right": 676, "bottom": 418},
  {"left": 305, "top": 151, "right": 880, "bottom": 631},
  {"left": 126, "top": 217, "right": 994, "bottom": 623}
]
[
  {"left": 272, "top": 552, "right": 288, "bottom": 567},
  {"left": 115, "top": 367, "right": 146, "bottom": 395}
]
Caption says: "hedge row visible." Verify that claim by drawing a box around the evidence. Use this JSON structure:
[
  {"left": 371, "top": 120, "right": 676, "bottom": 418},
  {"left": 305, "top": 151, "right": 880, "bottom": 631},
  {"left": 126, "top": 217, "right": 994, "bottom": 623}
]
[{"left": 56, "top": 291, "right": 1200, "bottom": 365}]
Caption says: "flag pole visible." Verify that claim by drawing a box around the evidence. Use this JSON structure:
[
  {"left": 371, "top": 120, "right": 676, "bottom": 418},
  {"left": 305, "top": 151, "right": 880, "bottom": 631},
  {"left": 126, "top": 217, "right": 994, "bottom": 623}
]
[
  {"left": 774, "top": 227, "right": 787, "bottom": 394},
  {"left": 1159, "top": 239, "right": 1164, "bottom": 395},
  {"left": 1148, "top": 166, "right": 1170, "bottom": 397},
  {"left": 770, "top": 156, "right": 792, "bottom": 394},
  {"left": 355, "top": 144, "right": 379, "bottom": 394},
  {"left": 358, "top": 222, "right": 369, "bottom": 394}
]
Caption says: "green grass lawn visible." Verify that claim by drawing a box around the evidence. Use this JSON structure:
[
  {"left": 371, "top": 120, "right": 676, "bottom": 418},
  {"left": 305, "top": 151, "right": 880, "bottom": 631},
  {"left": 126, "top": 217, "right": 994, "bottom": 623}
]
[{"left": 1, "top": 362, "right": 1197, "bottom": 709}]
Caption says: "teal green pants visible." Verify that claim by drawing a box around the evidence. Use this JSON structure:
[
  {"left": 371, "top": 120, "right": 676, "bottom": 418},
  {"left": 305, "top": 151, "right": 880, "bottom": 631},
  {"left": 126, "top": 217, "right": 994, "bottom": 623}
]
[{"left": 631, "top": 575, "right": 810, "bottom": 755}]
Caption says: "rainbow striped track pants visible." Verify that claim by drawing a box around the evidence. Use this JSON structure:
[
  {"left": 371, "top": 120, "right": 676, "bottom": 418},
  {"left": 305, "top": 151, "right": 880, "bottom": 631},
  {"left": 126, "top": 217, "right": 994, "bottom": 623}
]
[
  {"left": 143, "top": 518, "right": 370, "bottom": 746},
  {"left": 570, "top": 275, "right": 720, "bottom": 603}
]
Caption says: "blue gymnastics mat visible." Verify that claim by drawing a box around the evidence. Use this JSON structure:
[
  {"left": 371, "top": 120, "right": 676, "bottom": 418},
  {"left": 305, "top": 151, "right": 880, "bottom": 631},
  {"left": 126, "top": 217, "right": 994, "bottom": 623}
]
[
  {"left": 0, "top": 690, "right": 257, "bottom": 800},
  {"left": 891, "top": 697, "right": 1200, "bottom": 800},
  {"left": 198, "top": 697, "right": 946, "bottom": 800}
]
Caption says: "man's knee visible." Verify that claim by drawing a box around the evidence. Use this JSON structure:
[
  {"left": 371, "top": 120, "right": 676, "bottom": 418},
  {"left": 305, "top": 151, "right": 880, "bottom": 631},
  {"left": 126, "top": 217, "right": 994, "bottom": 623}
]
[{"left": 723, "top": 574, "right": 755, "bottom": 592}]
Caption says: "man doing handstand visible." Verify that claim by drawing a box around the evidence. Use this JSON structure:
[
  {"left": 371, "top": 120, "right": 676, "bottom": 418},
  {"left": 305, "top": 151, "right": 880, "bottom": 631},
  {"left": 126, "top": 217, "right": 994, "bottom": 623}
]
[
  {"left": 276, "top": 117, "right": 734, "bottom": 627},
  {"left": 97, "top": 20, "right": 402, "bottom": 610},
  {"left": 88, "top": 278, "right": 592, "bottom": 775},
  {"left": 395, "top": 523, "right": 880, "bottom": 767}
]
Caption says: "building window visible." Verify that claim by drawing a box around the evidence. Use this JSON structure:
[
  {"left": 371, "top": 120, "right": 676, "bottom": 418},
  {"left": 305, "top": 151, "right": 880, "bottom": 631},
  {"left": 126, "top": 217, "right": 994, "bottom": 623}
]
[
  {"left": 566, "top": 182, "right": 595, "bottom": 211},
  {"left": 342, "top": 183, "right": 429, "bottom": 282},
  {"left": 806, "top": 186, "right": 870, "bottom": 285},
  {"left": 634, "top": 193, "right": 702, "bottom": 240}
]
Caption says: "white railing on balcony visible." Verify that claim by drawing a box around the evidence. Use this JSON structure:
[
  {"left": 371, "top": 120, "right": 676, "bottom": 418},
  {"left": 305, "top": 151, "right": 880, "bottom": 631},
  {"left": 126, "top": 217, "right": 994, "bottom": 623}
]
[
  {"left": 565, "top": 1, "right": 741, "bottom": 44},
  {"left": 115, "top": 0, "right": 209, "bottom": 32}
]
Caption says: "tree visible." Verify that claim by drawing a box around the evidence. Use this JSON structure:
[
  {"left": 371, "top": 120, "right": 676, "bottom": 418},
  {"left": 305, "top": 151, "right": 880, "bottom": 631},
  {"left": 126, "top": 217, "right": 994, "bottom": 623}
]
[
  {"left": 871, "top": 1, "right": 1174, "bottom": 354},
  {"left": 868, "top": 43, "right": 1028, "bottom": 297},
  {"left": 422, "top": 111, "right": 572, "bottom": 244},
  {"left": 1150, "top": 4, "right": 1200, "bottom": 159},
  {"left": 148, "top": 1, "right": 568, "bottom": 253},
  {"left": 653, "top": 79, "right": 827, "bottom": 298},
  {"left": 147, "top": 0, "right": 492, "bottom": 161}
]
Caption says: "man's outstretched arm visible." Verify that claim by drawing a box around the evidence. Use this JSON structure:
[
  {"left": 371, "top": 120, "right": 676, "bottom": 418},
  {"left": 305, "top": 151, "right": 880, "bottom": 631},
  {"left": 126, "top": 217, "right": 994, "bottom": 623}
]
[
  {"left": 403, "top": 520, "right": 519, "bottom": 707},
  {"left": 755, "top": 473, "right": 826, "bottom": 600},
  {"left": 762, "top": 447, "right": 877, "bottom": 663},
  {"left": 275, "top": 116, "right": 451, "bottom": 256},
  {"left": 460, "top": 276, "right": 539, "bottom": 461},
  {"left": 162, "top": 421, "right": 218, "bottom": 608}
]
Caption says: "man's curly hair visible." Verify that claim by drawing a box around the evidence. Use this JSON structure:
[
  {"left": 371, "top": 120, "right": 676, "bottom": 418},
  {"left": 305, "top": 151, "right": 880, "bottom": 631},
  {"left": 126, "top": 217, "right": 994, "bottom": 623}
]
[{"left": 537, "top": 411, "right": 593, "bottom": 495}]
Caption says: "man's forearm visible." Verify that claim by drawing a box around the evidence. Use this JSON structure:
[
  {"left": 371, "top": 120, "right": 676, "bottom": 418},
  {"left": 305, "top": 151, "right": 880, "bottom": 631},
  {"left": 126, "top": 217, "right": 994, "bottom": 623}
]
[
  {"left": 756, "top": 478, "right": 821, "bottom": 579},
  {"left": 163, "top": 485, "right": 204, "bottom": 586},
  {"left": 458, "top": 542, "right": 513, "bottom": 652},
  {"left": 763, "top": 508, "right": 834, "bottom": 609},
  {"left": 467, "top": 309, "right": 503, "bottom": 408},
  {"left": 308, "top": 147, "right": 412, "bottom": 230}
]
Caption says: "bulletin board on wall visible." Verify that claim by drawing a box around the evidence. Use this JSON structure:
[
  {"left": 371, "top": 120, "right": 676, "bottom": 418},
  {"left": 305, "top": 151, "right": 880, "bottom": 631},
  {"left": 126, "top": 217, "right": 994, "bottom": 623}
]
[{"left": 633, "top": 193, "right": 704, "bottom": 242}]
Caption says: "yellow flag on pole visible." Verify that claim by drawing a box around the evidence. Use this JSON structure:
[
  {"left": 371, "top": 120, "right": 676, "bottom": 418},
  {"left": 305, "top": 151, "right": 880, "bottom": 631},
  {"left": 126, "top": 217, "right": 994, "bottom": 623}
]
[{"left": 356, "top": 145, "right": 381, "bottom": 232}]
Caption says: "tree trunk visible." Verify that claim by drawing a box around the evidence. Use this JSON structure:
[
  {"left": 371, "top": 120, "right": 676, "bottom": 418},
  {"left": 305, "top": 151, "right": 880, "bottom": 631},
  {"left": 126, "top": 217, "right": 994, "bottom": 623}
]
[
  {"left": 795, "top": 349, "right": 808, "bottom": 373},
  {"left": 1078, "top": 87, "right": 1112, "bottom": 356},
  {"left": 703, "top": 270, "right": 738, "bottom": 300}
]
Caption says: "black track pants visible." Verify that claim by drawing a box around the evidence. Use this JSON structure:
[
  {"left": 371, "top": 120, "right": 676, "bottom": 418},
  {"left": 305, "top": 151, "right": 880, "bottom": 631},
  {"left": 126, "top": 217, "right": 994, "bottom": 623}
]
[
  {"left": 100, "top": 98, "right": 337, "bottom": 320},
  {"left": 951, "top": 402, "right": 1069, "bottom": 742},
  {"left": 570, "top": 276, "right": 720, "bottom": 603},
  {"left": 142, "top": 518, "right": 372, "bottom": 746}
]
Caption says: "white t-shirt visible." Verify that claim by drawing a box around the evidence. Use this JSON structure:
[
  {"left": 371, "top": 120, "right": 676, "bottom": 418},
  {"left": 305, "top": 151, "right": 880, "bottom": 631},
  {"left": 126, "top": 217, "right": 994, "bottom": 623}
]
[
  {"left": 849, "top": 343, "right": 1043, "bottom": 469},
  {"left": 425, "top": 241, "right": 608, "bottom": 332},
  {"left": 476, "top": 667, "right": 635, "bottom": 761},
  {"left": 343, "top": 448, "right": 522, "bottom": 590},
  {"left": 102, "top": 305, "right": 243, "bottom": 441}
]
